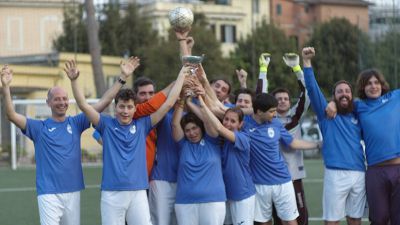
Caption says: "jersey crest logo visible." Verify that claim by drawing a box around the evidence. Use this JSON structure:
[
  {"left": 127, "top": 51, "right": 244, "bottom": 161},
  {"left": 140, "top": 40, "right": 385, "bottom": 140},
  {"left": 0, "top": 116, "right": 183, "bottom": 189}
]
[
  {"left": 130, "top": 125, "right": 136, "bottom": 134},
  {"left": 267, "top": 127, "right": 275, "bottom": 138},
  {"left": 48, "top": 127, "right": 56, "bottom": 132},
  {"left": 67, "top": 125, "right": 72, "bottom": 134},
  {"left": 200, "top": 139, "right": 205, "bottom": 146},
  {"left": 351, "top": 117, "right": 358, "bottom": 124}
]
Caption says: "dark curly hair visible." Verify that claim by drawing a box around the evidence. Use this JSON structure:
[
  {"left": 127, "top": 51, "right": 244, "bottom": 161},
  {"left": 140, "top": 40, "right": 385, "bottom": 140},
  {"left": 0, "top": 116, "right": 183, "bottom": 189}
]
[
  {"left": 180, "top": 112, "right": 205, "bottom": 136},
  {"left": 356, "top": 68, "right": 390, "bottom": 99},
  {"left": 115, "top": 89, "right": 136, "bottom": 105}
]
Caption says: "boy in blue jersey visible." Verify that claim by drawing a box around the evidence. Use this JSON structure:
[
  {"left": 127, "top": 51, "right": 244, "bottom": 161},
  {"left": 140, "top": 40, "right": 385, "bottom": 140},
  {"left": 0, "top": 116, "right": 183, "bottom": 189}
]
[
  {"left": 65, "top": 59, "right": 188, "bottom": 225},
  {"left": 245, "top": 93, "right": 320, "bottom": 225},
  {"left": 1, "top": 58, "right": 139, "bottom": 225},
  {"left": 302, "top": 47, "right": 366, "bottom": 225},
  {"left": 257, "top": 52, "right": 311, "bottom": 225}
]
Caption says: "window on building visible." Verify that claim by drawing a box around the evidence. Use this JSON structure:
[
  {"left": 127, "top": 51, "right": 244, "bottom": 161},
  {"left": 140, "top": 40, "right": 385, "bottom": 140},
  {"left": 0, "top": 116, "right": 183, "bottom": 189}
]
[
  {"left": 210, "top": 24, "right": 216, "bottom": 35},
  {"left": 220, "top": 25, "right": 236, "bottom": 43},
  {"left": 276, "top": 4, "right": 282, "bottom": 15},
  {"left": 253, "top": 0, "right": 260, "bottom": 14},
  {"left": 215, "top": 0, "right": 231, "bottom": 5},
  {"left": 304, "top": 4, "right": 309, "bottom": 13}
]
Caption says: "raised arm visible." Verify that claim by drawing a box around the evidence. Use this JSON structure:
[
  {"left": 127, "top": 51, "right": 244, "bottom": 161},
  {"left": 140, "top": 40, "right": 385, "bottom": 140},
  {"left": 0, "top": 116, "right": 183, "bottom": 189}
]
[
  {"left": 92, "top": 56, "right": 140, "bottom": 112},
  {"left": 65, "top": 60, "right": 100, "bottom": 126},
  {"left": 172, "top": 103, "right": 184, "bottom": 142},
  {"left": 302, "top": 47, "right": 328, "bottom": 120},
  {"left": 282, "top": 53, "right": 310, "bottom": 130},
  {"left": 194, "top": 64, "right": 228, "bottom": 118},
  {"left": 198, "top": 96, "right": 234, "bottom": 141},
  {"left": 256, "top": 53, "right": 270, "bottom": 94},
  {"left": 236, "top": 69, "right": 248, "bottom": 89},
  {"left": 150, "top": 65, "right": 189, "bottom": 126},
  {"left": 186, "top": 96, "right": 218, "bottom": 138},
  {"left": 1, "top": 65, "right": 27, "bottom": 129},
  {"left": 175, "top": 28, "right": 192, "bottom": 58}
]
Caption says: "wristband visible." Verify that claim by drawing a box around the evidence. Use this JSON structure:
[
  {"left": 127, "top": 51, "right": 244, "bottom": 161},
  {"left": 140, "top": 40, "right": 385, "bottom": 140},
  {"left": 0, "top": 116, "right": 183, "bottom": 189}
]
[
  {"left": 178, "top": 38, "right": 187, "bottom": 42},
  {"left": 259, "top": 66, "right": 268, "bottom": 73},
  {"left": 118, "top": 77, "right": 126, "bottom": 85},
  {"left": 292, "top": 65, "right": 301, "bottom": 73}
]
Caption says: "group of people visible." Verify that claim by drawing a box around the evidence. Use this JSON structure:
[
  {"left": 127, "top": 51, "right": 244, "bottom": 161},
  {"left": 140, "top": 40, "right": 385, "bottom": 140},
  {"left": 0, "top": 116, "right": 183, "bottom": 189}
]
[{"left": 1, "top": 27, "right": 399, "bottom": 225}]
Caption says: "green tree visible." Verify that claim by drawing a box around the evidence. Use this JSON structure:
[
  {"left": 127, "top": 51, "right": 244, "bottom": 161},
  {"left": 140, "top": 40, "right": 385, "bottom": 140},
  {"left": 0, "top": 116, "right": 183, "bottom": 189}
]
[
  {"left": 142, "top": 13, "right": 235, "bottom": 88},
  {"left": 54, "top": 3, "right": 157, "bottom": 58},
  {"left": 119, "top": 4, "right": 158, "bottom": 57},
  {"left": 373, "top": 30, "right": 400, "bottom": 89},
  {"left": 306, "top": 18, "right": 372, "bottom": 96},
  {"left": 53, "top": 5, "right": 89, "bottom": 53},
  {"left": 99, "top": 3, "right": 123, "bottom": 56},
  {"left": 231, "top": 21, "right": 297, "bottom": 92}
]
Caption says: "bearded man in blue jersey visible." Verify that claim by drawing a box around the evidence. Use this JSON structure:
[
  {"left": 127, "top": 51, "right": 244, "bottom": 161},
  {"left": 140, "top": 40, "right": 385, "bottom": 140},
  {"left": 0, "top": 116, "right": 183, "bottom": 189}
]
[{"left": 302, "top": 47, "right": 366, "bottom": 225}]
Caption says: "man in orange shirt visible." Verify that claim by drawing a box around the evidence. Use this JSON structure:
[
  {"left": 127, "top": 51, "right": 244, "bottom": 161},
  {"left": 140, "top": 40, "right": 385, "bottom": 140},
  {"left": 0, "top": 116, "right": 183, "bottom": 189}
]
[{"left": 133, "top": 77, "right": 169, "bottom": 177}]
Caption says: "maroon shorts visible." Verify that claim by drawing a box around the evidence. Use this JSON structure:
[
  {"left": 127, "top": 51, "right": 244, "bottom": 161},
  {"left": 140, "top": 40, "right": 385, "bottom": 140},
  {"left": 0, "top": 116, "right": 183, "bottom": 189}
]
[{"left": 366, "top": 164, "right": 400, "bottom": 225}]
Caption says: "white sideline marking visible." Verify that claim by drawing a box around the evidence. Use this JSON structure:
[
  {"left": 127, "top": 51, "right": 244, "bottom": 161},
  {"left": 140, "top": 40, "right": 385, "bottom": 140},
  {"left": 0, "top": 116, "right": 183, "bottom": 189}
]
[
  {"left": 0, "top": 184, "right": 100, "bottom": 193},
  {"left": 303, "top": 179, "right": 323, "bottom": 183},
  {"left": 309, "top": 217, "right": 368, "bottom": 222}
]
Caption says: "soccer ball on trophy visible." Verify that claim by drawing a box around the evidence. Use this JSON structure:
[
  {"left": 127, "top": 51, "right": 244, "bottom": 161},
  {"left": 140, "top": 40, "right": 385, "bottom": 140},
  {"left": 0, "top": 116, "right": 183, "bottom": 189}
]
[{"left": 168, "top": 7, "right": 194, "bottom": 31}]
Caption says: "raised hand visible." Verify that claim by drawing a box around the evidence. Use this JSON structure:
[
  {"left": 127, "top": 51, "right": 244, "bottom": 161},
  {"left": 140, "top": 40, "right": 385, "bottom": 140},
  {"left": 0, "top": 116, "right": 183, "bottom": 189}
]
[
  {"left": 120, "top": 56, "right": 140, "bottom": 79},
  {"left": 194, "top": 64, "right": 207, "bottom": 84},
  {"left": 1, "top": 65, "right": 13, "bottom": 86},
  {"left": 282, "top": 53, "right": 300, "bottom": 68},
  {"left": 175, "top": 27, "right": 191, "bottom": 39},
  {"left": 325, "top": 101, "right": 337, "bottom": 119},
  {"left": 64, "top": 60, "right": 80, "bottom": 81},
  {"left": 193, "top": 83, "right": 206, "bottom": 98},
  {"left": 302, "top": 47, "right": 315, "bottom": 60},
  {"left": 186, "top": 37, "right": 195, "bottom": 52},
  {"left": 235, "top": 69, "right": 248, "bottom": 88},
  {"left": 302, "top": 47, "right": 315, "bottom": 67},
  {"left": 259, "top": 53, "right": 271, "bottom": 72}
]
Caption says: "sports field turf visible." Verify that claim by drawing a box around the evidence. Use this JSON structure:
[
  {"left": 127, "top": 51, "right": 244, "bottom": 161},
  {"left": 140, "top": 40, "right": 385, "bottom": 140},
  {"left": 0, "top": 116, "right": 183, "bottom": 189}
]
[{"left": 0, "top": 159, "right": 368, "bottom": 225}]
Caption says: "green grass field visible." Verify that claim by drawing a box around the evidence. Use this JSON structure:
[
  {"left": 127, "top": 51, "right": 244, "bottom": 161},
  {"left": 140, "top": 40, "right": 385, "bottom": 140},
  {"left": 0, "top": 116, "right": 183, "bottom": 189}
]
[{"left": 0, "top": 160, "right": 368, "bottom": 225}]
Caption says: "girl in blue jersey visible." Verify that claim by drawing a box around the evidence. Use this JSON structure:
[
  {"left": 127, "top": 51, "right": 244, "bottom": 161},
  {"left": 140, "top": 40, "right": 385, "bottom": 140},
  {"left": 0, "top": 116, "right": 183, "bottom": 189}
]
[
  {"left": 355, "top": 69, "right": 400, "bottom": 225},
  {"left": 172, "top": 96, "right": 226, "bottom": 225},
  {"left": 194, "top": 95, "right": 256, "bottom": 225}
]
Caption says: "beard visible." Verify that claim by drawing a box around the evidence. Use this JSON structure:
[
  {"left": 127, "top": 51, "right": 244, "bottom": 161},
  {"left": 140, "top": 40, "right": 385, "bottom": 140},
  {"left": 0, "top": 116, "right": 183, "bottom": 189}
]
[{"left": 335, "top": 96, "right": 354, "bottom": 114}]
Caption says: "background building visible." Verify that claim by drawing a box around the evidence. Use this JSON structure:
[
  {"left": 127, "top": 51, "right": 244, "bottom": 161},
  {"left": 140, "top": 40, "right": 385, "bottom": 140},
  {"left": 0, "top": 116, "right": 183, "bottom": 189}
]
[
  {"left": 369, "top": 0, "right": 400, "bottom": 40},
  {"left": 133, "top": 0, "right": 270, "bottom": 56},
  {"left": 269, "top": 0, "right": 371, "bottom": 47},
  {"left": 0, "top": 0, "right": 71, "bottom": 57}
]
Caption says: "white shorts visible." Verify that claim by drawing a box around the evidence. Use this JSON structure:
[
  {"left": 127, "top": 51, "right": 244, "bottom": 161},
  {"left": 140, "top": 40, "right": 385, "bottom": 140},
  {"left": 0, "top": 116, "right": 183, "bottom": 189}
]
[
  {"left": 323, "top": 168, "right": 366, "bottom": 221},
  {"left": 101, "top": 190, "right": 152, "bottom": 225},
  {"left": 37, "top": 191, "right": 80, "bottom": 225},
  {"left": 149, "top": 180, "right": 177, "bottom": 225},
  {"left": 254, "top": 182, "right": 299, "bottom": 222},
  {"left": 175, "top": 202, "right": 225, "bottom": 225},
  {"left": 224, "top": 195, "right": 255, "bottom": 225}
]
